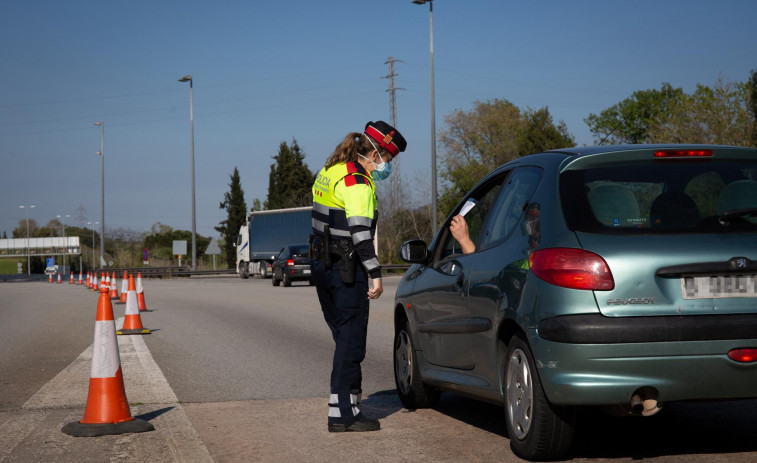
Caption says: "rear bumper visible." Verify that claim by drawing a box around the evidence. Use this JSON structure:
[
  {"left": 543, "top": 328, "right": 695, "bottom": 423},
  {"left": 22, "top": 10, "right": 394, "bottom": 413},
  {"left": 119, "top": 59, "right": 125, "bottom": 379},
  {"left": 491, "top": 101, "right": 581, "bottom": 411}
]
[
  {"left": 537, "top": 313, "right": 757, "bottom": 344},
  {"left": 528, "top": 321, "right": 757, "bottom": 406},
  {"left": 282, "top": 265, "right": 312, "bottom": 280}
]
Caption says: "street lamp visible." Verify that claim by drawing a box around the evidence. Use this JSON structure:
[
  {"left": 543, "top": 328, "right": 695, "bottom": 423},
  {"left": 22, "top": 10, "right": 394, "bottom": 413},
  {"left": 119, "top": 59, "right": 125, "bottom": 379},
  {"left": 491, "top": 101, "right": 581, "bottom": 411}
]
[
  {"left": 56, "top": 214, "right": 71, "bottom": 270},
  {"left": 19, "top": 205, "right": 35, "bottom": 275},
  {"left": 412, "top": 0, "right": 438, "bottom": 232},
  {"left": 178, "top": 74, "right": 197, "bottom": 271},
  {"left": 94, "top": 121, "right": 105, "bottom": 268},
  {"left": 87, "top": 221, "right": 99, "bottom": 268}
]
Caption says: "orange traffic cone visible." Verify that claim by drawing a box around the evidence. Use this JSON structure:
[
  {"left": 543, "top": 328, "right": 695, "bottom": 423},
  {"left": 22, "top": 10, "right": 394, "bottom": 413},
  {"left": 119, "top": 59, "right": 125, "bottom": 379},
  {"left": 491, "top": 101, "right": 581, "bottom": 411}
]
[
  {"left": 117, "top": 271, "right": 128, "bottom": 304},
  {"left": 117, "top": 274, "right": 150, "bottom": 335},
  {"left": 78, "top": 270, "right": 84, "bottom": 285},
  {"left": 136, "top": 272, "right": 147, "bottom": 312},
  {"left": 49, "top": 273, "right": 53, "bottom": 283},
  {"left": 70, "top": 272, "right": 75, "bottom": 284},
  {"left": 57, "top": 272, "right": 62, "bottom": 284},
  {"left": 109, "top": 272, "right": 119, "bottom": 300},
  {"left": 61, "top": 285, "right": 154, "bottom": 437}
]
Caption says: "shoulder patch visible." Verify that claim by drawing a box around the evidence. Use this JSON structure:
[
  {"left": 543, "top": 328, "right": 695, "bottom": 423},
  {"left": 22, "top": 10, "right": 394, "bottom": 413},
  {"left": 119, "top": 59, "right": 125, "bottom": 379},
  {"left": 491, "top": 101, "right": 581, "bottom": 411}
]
[{"left": 344, "top": 173, "right": 369, "bottom": 187}]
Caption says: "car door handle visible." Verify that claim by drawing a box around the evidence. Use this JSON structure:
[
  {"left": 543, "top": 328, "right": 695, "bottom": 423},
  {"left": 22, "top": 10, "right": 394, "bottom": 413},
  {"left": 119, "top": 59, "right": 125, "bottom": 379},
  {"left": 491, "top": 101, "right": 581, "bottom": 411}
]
[{"left": 455, "top": 273, "right": 466, "bottom": 296}]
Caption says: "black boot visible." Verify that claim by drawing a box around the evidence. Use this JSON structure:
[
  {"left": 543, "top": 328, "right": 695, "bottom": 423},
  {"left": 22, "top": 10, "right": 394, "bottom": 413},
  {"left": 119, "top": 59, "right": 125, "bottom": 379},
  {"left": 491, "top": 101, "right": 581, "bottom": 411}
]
[{"left": 328, "top": 415, "right": 380, "bottom": 433}]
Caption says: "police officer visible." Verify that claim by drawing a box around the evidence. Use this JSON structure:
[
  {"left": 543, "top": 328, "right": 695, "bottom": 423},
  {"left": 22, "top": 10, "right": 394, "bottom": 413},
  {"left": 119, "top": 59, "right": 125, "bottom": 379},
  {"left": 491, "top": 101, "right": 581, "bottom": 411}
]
[{"left": 310, "top": 121, "right": 407, "bottom": 432}]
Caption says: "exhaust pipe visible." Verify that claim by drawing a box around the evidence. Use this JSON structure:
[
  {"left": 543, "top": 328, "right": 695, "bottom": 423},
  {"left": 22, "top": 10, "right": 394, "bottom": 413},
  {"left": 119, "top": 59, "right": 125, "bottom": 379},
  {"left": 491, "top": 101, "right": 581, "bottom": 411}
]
[{"left": 629, "top": 388, "right": 662, "bottom": 416}]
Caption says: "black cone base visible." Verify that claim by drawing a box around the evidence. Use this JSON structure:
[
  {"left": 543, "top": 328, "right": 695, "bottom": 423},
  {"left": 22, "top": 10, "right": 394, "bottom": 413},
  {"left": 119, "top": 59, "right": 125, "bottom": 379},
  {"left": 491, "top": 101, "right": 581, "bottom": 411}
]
[
  {"left": 116, "top": 328, "right": 151, "bottom": 335},
  {"left": 62, "top": 418, "right": 154, "bottom": 437}
]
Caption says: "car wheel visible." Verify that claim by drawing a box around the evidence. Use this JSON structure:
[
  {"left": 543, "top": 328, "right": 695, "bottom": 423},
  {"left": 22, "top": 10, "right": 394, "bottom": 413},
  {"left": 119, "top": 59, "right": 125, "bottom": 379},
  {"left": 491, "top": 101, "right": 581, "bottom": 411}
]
[
  {"left": 259, "top": 263, "right": 268, "bottom": 278},
  {"left": 283, "top": 272, "right": 292, "bottom": 287},
  {"left": 272, "top": 271, "right": 280, "bottom": 286},
  {"left": 239, "top": 262, "right": 249, "bottom": 279},
  {"left": 504, "top": 333, "right": 575, "bottom": 461},
  {"left": 394, "top": 317, "right": 439, "bottom": 409}
]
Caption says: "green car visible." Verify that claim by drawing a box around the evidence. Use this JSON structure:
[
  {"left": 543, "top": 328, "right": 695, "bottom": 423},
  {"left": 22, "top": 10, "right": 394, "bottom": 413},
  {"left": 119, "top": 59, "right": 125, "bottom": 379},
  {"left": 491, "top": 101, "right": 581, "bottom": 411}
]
[{"left": 394, "top": 145, "right": 757, "bottom": 461}]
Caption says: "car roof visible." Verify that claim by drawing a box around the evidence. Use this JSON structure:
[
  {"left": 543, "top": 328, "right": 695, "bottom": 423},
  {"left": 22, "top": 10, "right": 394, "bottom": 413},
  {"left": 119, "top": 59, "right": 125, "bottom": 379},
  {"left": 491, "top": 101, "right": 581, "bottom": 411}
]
[{"left": 544, "top": 143, "right": 757, "bottom": 157}]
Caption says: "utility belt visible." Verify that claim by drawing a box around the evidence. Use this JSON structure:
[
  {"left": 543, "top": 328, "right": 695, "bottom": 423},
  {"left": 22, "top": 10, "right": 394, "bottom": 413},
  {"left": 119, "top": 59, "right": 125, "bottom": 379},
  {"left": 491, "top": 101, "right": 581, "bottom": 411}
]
[{"left": 309, "top": 225, "right": 358, "bottom": 284}]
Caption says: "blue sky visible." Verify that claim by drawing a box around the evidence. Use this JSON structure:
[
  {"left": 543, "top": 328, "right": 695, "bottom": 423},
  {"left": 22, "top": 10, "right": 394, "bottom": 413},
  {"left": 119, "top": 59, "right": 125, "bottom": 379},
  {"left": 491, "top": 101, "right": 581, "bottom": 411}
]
[{"left": 1, "top": 0, "right": 756, "bottom": 239}]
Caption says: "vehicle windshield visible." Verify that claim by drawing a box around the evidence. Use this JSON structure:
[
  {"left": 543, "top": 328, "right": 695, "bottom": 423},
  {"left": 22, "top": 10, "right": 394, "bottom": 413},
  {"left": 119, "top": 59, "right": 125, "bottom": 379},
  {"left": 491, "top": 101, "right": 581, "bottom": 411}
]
[{"left": 561, "top": 160, "right": 757, "bottom": 234}]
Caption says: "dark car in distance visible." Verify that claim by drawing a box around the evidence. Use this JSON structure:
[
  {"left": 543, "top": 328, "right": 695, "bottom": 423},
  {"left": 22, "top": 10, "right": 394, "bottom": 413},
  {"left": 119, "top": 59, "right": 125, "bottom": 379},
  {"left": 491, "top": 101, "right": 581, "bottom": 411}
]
[
  {"left": 271, "top": 244, "right": 312, "bottom": 287},
  {"left": 394, "top": 145, "right": 757, "bottom": 461}
]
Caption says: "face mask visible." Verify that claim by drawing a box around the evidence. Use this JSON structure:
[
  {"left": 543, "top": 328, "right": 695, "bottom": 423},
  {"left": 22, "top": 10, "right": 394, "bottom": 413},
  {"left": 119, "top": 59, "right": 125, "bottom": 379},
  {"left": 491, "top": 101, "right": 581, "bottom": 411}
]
[{"left": 361, "top": 136, "right": 392, "bottom": 181}]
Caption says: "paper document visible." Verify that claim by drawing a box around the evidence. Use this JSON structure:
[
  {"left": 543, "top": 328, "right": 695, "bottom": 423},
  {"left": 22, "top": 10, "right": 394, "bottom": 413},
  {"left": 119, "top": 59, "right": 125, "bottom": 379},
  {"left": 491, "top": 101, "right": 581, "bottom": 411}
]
[{"left": 459, "top": 199, "right": 477, "bottom": 217}]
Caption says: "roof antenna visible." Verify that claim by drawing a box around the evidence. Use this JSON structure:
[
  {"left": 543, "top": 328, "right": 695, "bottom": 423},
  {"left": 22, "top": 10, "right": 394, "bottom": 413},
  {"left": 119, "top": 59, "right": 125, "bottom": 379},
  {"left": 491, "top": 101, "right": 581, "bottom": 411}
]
[{"left": 598, "top": 111, "right": 632, "bottom": 146}]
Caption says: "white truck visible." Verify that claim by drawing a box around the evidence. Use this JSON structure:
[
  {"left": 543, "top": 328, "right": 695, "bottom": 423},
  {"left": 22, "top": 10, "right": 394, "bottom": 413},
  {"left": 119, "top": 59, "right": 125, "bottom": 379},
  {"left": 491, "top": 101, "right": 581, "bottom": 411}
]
[{"left": 235, "top": 206, "right": 313, "bottom": 279}]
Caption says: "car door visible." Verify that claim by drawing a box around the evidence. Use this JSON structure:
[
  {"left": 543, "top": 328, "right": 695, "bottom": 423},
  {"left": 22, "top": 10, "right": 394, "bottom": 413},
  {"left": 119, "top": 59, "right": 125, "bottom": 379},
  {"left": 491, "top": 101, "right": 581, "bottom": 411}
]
[
  {"left": 466, "top": 167, "right": 544, "bottom": 381},
  {"left": 409, "top": 175, "right": 508, "bottom": 369}
]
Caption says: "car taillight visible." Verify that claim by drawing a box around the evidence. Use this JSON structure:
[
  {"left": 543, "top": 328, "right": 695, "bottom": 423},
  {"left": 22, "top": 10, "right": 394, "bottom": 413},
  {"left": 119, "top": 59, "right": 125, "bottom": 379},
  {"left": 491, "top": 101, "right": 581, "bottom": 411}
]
[
  {"left": 653, "top": 149, "right": 712, "bottom": 158},
  {"left": 529, "top": 248, "right": 614, "bottom": 291},
  {"left": 728, "top": 348, "right": 757, "bottom": 363},
  {"left": 286, "top": 259, "right": 295, "bottom": 266}
]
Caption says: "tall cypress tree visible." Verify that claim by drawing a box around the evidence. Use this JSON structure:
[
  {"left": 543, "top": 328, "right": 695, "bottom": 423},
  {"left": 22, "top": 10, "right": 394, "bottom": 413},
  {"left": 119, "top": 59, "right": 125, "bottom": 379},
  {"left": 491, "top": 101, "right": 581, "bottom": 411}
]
[
  {"left": 215, "top": 167, "right": 247, "bottom": 268},
  {"left": 266, "top": 139, "right": 314, "bottom": 209}
]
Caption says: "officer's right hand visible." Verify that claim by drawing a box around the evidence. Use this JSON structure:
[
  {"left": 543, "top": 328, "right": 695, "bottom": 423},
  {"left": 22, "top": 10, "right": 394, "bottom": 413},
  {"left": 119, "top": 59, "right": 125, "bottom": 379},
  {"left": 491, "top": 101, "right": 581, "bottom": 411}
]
[{"left": 368, "top": 278, "right": 383, "bottom": 299}]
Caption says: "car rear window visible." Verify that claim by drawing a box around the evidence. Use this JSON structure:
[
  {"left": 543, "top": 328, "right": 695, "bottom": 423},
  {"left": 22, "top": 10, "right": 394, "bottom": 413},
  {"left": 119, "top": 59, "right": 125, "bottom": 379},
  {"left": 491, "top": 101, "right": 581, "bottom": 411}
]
[
  {"left": 560, "top": 161, "right": 757, "bottom": 234},
  {"left": 291, "top": 245, "right": 310, "bottom": 256}
]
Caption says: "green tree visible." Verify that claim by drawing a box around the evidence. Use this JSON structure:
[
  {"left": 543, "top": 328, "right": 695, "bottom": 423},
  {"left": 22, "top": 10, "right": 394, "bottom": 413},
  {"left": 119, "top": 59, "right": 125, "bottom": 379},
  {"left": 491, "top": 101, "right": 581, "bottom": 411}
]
[
  {"left": 215, "top": 167, "right": 247, "bottom": 268},
  {"left": 647, "top": 77, "right": 755, "bottom": 146},
  {"left": 438, "top": 99, "right": 574, "bottom": 216},
  {"left": 584, "top": 83, "right": 684, "bottom": 144},
  {"left": 265, "top": 139, "right": 314, "bottom": 209}
]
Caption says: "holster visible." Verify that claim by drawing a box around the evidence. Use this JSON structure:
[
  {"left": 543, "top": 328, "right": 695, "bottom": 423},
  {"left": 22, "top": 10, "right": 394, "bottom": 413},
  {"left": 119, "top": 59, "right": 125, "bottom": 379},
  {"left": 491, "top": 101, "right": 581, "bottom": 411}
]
[{"left": 330, "top": 239, "right": 357, "bottom": 285}]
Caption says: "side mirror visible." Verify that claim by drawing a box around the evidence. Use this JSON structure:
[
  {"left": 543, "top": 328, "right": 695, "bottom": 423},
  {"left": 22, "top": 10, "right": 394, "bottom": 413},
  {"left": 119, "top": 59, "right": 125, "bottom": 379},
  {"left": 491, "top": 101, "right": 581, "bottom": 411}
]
[{"left": 400, "top": 239, "right": 429, "bottom": 264}]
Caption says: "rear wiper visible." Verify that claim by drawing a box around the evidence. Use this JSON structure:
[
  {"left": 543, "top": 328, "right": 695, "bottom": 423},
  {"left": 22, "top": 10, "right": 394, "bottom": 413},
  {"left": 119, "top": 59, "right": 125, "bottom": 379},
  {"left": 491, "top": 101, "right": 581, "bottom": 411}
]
[{"left": 718, "top": 207, "right": 757, "bottom": 225}]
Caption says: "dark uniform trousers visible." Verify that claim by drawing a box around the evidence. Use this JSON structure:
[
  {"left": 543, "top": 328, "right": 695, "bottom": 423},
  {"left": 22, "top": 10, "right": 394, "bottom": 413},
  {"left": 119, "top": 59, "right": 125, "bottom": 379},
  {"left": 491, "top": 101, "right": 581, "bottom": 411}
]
[{"left": 311, "top": 256, "right": 369, "bottom": 426}]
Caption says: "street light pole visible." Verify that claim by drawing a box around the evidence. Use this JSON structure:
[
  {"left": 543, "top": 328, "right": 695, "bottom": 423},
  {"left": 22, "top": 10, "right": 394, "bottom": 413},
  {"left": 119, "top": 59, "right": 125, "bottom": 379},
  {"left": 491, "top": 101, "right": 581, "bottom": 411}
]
[
  {"left": 94, "top": 121, "right": 105, "bottom": 268},
  {"left": 412, "top": 0, "right": 438, "bottom": 232},
  {"left": 19, "top": 205, "right": 35, "bottom": 275},
  {"left": 178, "top": 75, "right": 197, "bottom": 271},
  {"left": 56, "top": 214, "right": 70, "bottom": 270},
  {"left": 87, "top": 221, "right": 99, "bottom": 269}
]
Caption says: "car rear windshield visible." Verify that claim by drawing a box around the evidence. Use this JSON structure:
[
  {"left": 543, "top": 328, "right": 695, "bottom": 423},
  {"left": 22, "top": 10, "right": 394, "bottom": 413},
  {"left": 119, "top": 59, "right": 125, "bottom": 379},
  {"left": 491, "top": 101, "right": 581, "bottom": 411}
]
[
  {"left": 560, "top": 160, "right": 757, "bottom": 234},
  {"left": 291, "top": 245, "right": 310, "bottom": 256}
]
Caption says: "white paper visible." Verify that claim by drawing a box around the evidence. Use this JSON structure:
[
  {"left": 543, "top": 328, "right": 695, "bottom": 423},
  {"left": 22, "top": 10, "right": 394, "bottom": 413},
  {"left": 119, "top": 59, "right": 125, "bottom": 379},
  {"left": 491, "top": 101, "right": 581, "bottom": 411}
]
[{"left": 459, "top": 199, "right": 477, "bottom": 217}]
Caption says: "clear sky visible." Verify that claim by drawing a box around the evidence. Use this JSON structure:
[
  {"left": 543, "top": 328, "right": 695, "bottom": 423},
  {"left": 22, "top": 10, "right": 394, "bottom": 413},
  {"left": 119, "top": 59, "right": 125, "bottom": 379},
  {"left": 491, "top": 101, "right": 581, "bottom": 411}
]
[{"left": 2, "top": 0, "right": 756, "bottom": 239}]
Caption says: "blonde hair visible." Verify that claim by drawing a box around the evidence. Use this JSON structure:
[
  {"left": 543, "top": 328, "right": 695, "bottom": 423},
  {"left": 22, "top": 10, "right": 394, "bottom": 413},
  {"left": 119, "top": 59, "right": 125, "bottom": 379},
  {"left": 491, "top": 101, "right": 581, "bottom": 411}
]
[{"left": 324, "top": 132, "right": 390, "bottom": 169}]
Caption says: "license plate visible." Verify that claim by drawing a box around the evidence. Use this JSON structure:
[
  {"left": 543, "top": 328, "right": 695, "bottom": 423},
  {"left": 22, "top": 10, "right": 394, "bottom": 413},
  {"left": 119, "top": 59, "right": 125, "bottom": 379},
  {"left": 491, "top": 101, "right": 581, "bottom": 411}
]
[
  {"left": 304, "top": 269, "right": 311, "bottom": 274},
  {"left": 681, "top": 274, "right": 757, "bottom": 299}
]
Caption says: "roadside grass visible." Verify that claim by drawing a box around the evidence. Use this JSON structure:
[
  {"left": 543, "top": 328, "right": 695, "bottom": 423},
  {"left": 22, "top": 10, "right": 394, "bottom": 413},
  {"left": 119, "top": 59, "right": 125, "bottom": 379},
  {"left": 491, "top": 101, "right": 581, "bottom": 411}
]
[{"left": 0, "top": 257, "right": 24, "bottom": 274}]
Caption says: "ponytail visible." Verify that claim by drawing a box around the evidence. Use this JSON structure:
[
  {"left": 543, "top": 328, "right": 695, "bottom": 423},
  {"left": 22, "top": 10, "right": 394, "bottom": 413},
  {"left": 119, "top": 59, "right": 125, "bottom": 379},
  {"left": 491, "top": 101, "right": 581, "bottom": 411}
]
[{"left": 324, "top": 132, "right": 386, "bottom": 169}]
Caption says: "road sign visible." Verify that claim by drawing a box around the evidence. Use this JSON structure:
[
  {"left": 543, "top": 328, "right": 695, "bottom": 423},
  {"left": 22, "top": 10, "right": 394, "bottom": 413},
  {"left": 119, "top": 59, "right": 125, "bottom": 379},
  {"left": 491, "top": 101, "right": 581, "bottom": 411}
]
[
  {"left": 172, "top": 240, "right": 187, "bottom": 256},
  {"left": 205, "top": 238, "right": 221, "bottom": 255}
]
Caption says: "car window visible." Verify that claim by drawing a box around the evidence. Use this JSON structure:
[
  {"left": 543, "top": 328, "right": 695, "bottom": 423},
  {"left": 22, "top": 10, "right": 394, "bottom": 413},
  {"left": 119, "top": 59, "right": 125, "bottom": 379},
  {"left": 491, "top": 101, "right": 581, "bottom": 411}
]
[
  {"left": 291, "top": 245, "right": 310, "bottom": 256},
  {"left": 437, "top": 174, "right": 507, "bottom": 260},
  {"left": 478, "top": 167, "right": 543, "bottom": 251},
  {"left": 561, "top": 161, "right": 757, "bottom": 233},
  {"left": 278, "top": 248, "right": 286, "bottom": 259}
]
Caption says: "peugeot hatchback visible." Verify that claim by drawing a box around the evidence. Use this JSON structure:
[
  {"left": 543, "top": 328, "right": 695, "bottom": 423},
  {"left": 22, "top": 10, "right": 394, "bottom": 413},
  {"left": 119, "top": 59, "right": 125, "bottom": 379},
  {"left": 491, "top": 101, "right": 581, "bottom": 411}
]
[{"left": 394, "top": 145, "right": 757, "bottom": 461}]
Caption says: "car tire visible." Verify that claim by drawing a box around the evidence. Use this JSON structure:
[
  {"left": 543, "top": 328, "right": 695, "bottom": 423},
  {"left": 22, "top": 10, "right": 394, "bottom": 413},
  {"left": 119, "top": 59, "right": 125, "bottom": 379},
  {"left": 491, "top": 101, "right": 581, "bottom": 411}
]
[
  {"left": 394, "top": 317, "right": 439, "bottom": 409},
  {"left": 504, "top": 333, "right": 575, "bottom": 461},
  {"left": 239, "top": 262, "right": 249, "bottom": 279},
  {"left": 272, "top": 271, "right": 280, "bottom": 286},
  {"left": 283, "top": 273, "right": 292, "bottom": 287},
  {"left": 259, "top": 263, "right": 268, "bottom": 279}
]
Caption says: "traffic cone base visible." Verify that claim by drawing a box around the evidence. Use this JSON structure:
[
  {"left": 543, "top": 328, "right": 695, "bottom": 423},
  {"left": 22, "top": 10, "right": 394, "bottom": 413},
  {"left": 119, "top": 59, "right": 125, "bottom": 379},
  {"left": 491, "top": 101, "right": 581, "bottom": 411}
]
[
  {"left": 62, "top": 416, "right": 154, "bottom": 437},
  {"left": 116, "top": 327, "right": 151, "bottom": 335}
]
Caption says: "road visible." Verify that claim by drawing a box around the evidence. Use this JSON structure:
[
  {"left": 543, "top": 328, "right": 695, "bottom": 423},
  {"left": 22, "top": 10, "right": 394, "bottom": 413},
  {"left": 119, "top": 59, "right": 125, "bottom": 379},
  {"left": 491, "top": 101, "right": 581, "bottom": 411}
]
[{"left": 2, "top": 277, "right": 757, "bottom": 462}]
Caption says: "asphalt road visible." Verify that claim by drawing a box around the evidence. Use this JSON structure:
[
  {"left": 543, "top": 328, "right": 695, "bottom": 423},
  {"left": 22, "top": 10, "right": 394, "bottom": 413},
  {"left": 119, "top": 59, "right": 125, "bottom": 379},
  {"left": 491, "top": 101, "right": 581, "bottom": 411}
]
[{"left": 2, "top": 277, "right": 757, "bottom": 462}]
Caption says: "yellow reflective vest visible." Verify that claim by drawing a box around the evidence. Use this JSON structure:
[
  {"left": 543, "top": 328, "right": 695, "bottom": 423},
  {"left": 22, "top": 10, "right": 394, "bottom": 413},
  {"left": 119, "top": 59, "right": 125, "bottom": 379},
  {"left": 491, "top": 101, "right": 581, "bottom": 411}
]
[{"left": 312, "top": 161, "right": 381, "bottom": 278}]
